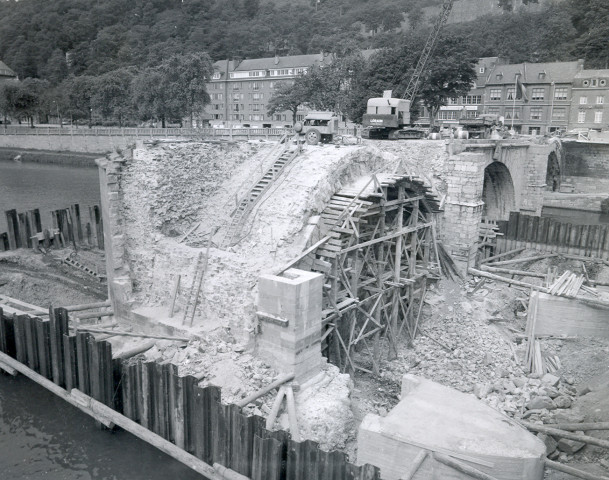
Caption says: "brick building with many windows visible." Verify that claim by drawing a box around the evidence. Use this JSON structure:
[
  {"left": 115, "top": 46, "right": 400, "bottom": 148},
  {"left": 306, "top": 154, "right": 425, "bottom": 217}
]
[
  {"left": 570, "top": 69, "right": 609, "bottom": 131},
  {"left": 203, "top": 53, "right": 332, "bottom": 127}
]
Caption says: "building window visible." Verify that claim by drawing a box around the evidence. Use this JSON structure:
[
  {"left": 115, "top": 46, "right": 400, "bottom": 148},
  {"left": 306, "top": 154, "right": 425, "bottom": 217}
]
[
  {"left": 554, "top": 87, "right": 568, "bottom": 101},
  {"left": 506, "top": 88, "right": 515, "bottom": 100},
  {"left": 580, "top": 96, "right": 588, "bottom": 105},
  {"left": 489, "top": 89, "right": 501, "bottom": 101},
  {"left": 530, "top": 107, "right": 542, "bottom": 120},
  {"left": 531, "top": 88, "right": 544, "bottom": 101},
  {"left": 448, "top": 97, "right": 459, "bottom": 105},
  {"left": 487, "top": 107, "right": 500, "bottom": 115},
  {"left": 597, "top": 96, "right": 604, "bottom": 104},
  {"left": 252, "top": 104, "right": 261, "bottom": 112},
  {"left": 595, "top": 111, "right": 603, "bottom": 124},
  {"left": 252, "top": 93, "right": 264, "bottom": 100},
  {"left": 591, "top": 79, "right": 598, "bottom": 87},
  {"left": 479, "top": 67, "right": 485, "bottom": 73},
  {"left": 578, "top": 111, "right": 586, "bottom": 123},
  {"left": 232, "top": 82, "right": 242, "bottom": 90},
  {"left": 252, "top": 82, "right": 261, "bottom": 90},
  {"left": 552, "top": 107, "right": 566, "bottom": 120},
  {"left": 505, "top": 109, "right": 520, "bottom": 120},
  {"left": 468, "top": 95, "right": 482, "bottom": 104},
  {"left": 212, "top": 72, "right": 221, "bottom": 80}
]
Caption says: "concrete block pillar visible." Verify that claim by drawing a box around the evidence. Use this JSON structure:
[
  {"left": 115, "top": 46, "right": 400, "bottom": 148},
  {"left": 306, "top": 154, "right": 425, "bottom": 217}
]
[
  {"left": 520, "top": 144, "right": 550, "bottom": 216},
  {"left": 441, "top": 152, "right": 487, "bottom": 275},
  {"left": 256, "top": 268, "right": 324, "bottom": 383}
]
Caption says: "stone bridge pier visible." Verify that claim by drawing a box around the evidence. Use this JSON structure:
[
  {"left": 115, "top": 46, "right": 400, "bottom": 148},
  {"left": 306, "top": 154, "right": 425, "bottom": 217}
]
[{"left": 441, "top": 139, "right": 559, "bottom": 273}]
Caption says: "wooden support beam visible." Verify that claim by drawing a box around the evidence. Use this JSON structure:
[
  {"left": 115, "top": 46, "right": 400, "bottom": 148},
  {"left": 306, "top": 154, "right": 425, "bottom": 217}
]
[
  {"left": 480, "top": 265, "right": 547, "bottom": 279},
  {"left": 0, "top": 359, "right": 18, "bottom": 375},
  {"left": 236, "top": 373, "right": 294, "bottom": 408},
  {"left": 114, "top": 340, "right": 157, "bottom": 360},
  {"left": 63, "top": 301, "right": 112, "bottom": 312},
  {"left": 468, "top": 268, "right": 549, "bottom": 293},
  {"left": 550, "top": 422, "right": 609, "bottom": 431},
  {"left": 285, "top": 385, "right": 300, "bottom": 442},
  {"left": 433, "top": 452, "right": 499, "bottom": 480},
  {"left": 545, "top": 459, "right": 609, "bottom": 480},
  {"left": 339, "top": 223, "right": 432, "bottom": 255},
  {"left": 74, "top": 327, "right": 189, "bottom": 342},
  {"left": 521, "top": 421, "right": 609, "bottom": 449},
  {"left": 400, "top": 450, "right": 428, "bottom": 480}
]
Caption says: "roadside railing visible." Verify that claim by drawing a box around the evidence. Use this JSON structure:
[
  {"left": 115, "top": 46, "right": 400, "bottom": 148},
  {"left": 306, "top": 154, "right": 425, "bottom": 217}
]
[{"left": 0, "top": 125, "right": 361, "bottom": 139}]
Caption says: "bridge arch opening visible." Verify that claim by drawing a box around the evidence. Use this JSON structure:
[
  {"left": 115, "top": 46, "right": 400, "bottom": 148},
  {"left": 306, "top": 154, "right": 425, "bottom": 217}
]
[
  {"left": 546, "top": 151, "right": 561, "bottom": 192},
  {"left": 482, "top": 161, "right": 516, "bottom": 220}
]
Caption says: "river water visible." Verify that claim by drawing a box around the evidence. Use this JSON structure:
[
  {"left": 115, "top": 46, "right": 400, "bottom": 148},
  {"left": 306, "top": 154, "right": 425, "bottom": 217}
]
[
  {"left": 0, "top": 374, "right": 204, "bottom": 480},
  {"left": 0, "top": 159, "right": 101, "bottom": 233}
]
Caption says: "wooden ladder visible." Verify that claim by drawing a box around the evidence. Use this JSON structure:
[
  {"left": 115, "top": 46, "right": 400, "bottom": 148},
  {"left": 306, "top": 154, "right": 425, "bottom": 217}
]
[
  {"left": 182, "top": 243, "right": 211, "bottom": 327},
  {"left": 222, "top": 135, "right": 298, "bottom": 247}
]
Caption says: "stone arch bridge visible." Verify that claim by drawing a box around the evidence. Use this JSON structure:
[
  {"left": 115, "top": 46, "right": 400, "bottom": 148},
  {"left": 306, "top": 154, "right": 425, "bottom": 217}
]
[{"left": 441, "top": 138, "right": 564, "bottom": 271}]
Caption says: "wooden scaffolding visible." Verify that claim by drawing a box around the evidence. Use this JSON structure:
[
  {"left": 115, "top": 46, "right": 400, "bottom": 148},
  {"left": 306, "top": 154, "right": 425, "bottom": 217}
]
[{"left": 297, "top": 174, "right": 442, "bottom": 374}]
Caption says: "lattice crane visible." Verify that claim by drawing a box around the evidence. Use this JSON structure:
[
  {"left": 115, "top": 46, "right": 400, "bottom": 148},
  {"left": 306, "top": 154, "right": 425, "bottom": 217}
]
[{"left": 361, "top": 0, "right": 456, "bottom": 140}]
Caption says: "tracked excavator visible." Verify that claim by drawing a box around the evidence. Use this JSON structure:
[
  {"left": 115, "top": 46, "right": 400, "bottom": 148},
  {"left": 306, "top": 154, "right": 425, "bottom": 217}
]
[{"left": 362, "top": 0, "right": 455, "bottom": 140}]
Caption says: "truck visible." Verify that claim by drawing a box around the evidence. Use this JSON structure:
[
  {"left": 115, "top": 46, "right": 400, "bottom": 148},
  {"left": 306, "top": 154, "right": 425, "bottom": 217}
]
[
  {"left": 458, "top": 114, "right": 502, "bottom": 139},
  {"left": 294, "top": 111, "right": 340, "bottom": 145}
]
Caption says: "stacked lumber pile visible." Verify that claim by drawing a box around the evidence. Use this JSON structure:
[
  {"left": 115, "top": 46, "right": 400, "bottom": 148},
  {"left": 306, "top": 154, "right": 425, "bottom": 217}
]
[{"left": 547, "top": 270, "right": 584, "bottom": 297}]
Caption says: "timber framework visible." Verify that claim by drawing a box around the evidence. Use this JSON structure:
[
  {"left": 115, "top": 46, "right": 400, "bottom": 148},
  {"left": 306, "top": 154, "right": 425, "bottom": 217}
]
[{"left": 294, "top": 174, "right": 442, "bottom": 375}]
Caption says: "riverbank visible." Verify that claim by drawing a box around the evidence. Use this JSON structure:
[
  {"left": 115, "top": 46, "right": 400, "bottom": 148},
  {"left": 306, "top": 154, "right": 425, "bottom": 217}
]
[{"left": 0, "top": 147, "right": 100, "bottom": 166}]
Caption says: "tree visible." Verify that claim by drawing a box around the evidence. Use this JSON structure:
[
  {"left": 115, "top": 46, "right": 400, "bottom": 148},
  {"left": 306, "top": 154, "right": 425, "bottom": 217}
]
[
  {"left": 92, "top": 68, "right": 137, "bottom": 126},
  {"left": 132, "top": 52, "right": 213, "bottom": 127},
  {"left": 61, "top": 75, "right": 97, "bottom": 125},
  {"left": 416, "top": 36, "right": 477, "bottom": 126},
  {"left": 0, "top": 81, "right": 21, "bottom": 125},
  {"left": 0, "top": 78, "right": 49, "bottom": 127},
  {"left": 267, "top": 80, "right": 308, "bottom": 124}
]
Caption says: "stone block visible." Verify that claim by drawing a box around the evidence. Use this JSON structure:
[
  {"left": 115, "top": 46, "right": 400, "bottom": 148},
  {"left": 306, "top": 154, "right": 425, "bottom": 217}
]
[{"left": 557, "top": 437, "right": 586, "bottom": 455}]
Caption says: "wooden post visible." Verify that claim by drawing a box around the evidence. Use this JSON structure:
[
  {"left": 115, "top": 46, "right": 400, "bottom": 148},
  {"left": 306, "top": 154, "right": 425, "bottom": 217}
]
[
  {"left": 72, "top": 204, "right": 84, "bottom": 243},
  {"left": 18, "top": 213, "right": 31, "bottom": 248},
  {"left": 0, "top": 233, "right": 9, "bottom": 251},
  {"left": 94, "top": 205, "right": 104, "bottom": 249},
  {"left": 5, "top": 209, "right": 20, "bottom": 249}
]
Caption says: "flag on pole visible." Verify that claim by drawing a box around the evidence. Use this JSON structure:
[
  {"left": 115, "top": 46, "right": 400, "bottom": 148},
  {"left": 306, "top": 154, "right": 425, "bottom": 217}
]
[{"left": 515, "top": 73, "right": 528, "bottom": 102}]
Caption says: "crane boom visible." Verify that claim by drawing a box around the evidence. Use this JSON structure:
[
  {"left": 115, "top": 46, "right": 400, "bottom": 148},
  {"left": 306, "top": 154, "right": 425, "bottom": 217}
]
[
  {"left": 402, "top": 0, "right": 455, "bottom": 101},
  {"left": 361, "top": 0, "right": 456, "bottom": 140}
]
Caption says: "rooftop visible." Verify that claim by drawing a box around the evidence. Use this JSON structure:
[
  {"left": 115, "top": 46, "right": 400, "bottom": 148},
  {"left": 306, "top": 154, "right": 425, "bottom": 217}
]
[{"left": 486, "top": 60, "right": 584, "bottom": 85}]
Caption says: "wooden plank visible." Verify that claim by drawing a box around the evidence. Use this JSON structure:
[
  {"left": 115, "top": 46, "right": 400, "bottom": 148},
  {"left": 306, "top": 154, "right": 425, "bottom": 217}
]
[
  {"left": 182, "top": 375, "right": 196, "bottom": 454},
  {"left": 104, "top": 342, "right": 115, "bottom": 408},
  {"left": 252, "top": 435, "right": 282, "bottom": 480},
  {"left": 89, "top": 335, "right": 101, "bottom": 402},
  {"left": 211, "top": 401, "right": 231, "bottom": 467},
  {"left": 36, "top": 319, "right": 51, "bottom": 379},
  {"left": 121, "top": 362, "right": 135, "bottom": 420},
  {"left": 18, "top": 212, "right": 31, "bottom": 248},
  {"left": 13, "top": 314, "right": 27, "bottom": 364},
  {"left": 24, "top": 315, "right": 39, "bottom": 372},
  {"left": 533, "top": 291, "right": 609, "bottom": 338},
  {"left": 287, "top": 439, "right": 320, "bottom": 480},
  {"left": 63, "top": 335, "right": 78, "bottom": 391},
  {"left": 72, "top": 204, "right": 84, "bottom": 243},
  {"left": 0, "top": 310, "right": 16, "bottom": 357},
  {"left": 5, "top": 209, "right": 20, "bottom": 249},
  {"left": 76, "top": 332, "right": 90, "bottom": 395},
  {"left": 93, "top": 205, "right": 104, "bottom": 249}
]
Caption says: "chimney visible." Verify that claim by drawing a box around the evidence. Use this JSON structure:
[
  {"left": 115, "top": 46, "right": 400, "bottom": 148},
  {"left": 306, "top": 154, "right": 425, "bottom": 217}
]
[
  {"left": 577, "top": 58, "right": 585, "bottom": 70},
  {"left": 274, "top": 54, "right": 279, "bottom": 65}
]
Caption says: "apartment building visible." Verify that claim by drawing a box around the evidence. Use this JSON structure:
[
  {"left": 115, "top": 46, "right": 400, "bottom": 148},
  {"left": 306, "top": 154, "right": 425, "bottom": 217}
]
[
  {"left": 421, "top": 58, "right": 585, "bottom": 135},
  {"left": 429, "top": 56, "right": 508, "bottom": 127},
  {"left": 203, "top": 53, "right": 332, "bottom": 127},
  {"left": 570, "top": 69, "right": 609, "bottom": 131},
  {"left": 482, "top": 60, "right": 583, "bottom": 134}
]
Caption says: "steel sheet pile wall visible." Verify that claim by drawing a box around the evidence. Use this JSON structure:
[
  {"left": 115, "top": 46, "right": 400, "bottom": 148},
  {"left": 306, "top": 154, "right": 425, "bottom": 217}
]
[
  {"left": 0, "top": 307, "right": 380, "bottom": 480},
  {"left": 495, "top": 212, "right": 609, "bottom": 259}
]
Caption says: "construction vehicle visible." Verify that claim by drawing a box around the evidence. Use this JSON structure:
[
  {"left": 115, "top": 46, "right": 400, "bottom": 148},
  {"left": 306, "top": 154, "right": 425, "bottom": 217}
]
[
  {"left": 362, "top": 0, "right": 455, "bottom": 140},
  {"left": 294, "top": 111, "right": 340, "bottom": 145},
  {"left": 458, "top": 114, "right": 503, "bottom": 139}
]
